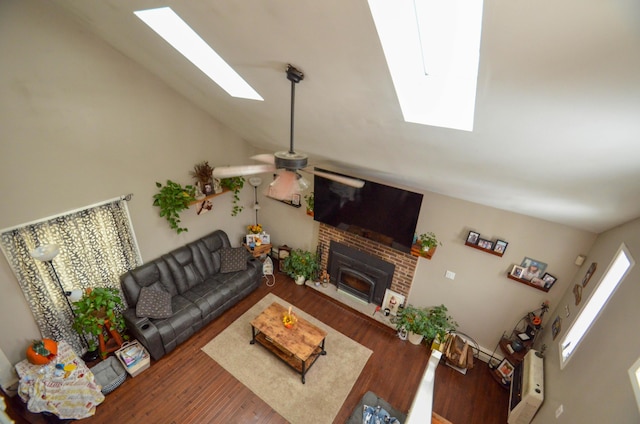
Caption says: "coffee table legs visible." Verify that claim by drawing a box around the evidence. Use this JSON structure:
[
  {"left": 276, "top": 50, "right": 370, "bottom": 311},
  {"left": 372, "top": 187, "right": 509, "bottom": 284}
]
[
  {"left": 250, "top": 325, "right": 256, "bottom": 344},
  {"left": 301, "top": 338, "right": 326, "bottom": 384}
]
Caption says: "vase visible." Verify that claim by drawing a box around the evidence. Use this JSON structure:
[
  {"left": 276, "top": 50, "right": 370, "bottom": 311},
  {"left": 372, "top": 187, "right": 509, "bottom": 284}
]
[
  {"left": 407, "top": 331, "right": 424, "bottom": 345},
  {"left": 295, "top": 275, "right": 306, "bottom": 285}
]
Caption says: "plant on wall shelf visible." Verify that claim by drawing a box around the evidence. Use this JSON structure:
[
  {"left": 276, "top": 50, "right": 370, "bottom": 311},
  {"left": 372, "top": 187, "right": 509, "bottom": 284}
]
[
  {"left": 153, "top": 180, "right": 196, "bottom": 234},
  {"left": 304, "top": 192, "right": 314, "bottom": 216},
  {"left": 221, "top": 176, "right": 245, "bottom": 216},
  {"left": 190, "top": 161, "right": 214, "bottom": 194},
  {"left": 417, "top": 232, "right": 442, "bottom": 251}
]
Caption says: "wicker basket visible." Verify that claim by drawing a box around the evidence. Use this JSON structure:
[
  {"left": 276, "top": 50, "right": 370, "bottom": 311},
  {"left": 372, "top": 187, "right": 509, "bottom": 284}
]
[{"left": 91, "top": 356, "right": 127, "bottom": 395}]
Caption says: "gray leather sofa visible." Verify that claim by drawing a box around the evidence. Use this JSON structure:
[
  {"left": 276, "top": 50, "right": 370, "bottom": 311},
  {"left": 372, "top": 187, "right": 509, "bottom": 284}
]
[{"left": 119, "top": 230, "right": 261, "bottom": 360}]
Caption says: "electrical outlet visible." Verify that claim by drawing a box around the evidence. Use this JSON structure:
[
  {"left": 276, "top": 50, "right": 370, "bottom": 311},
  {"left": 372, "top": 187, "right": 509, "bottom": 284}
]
[
  {"left": 445, "top": 270, "right": 456, "bottom": 280},
  {"left": 555, "top": 404, "right": 564, "bottom": 418}
]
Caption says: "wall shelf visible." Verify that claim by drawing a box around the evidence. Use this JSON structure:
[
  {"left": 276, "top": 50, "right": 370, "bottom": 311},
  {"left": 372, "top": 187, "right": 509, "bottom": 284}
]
[
  {"left": 187, "top": 188, "right": 230, "bottom": 206},
  {"left": 506, "top": 273, "right": 550, "bottom": 292},
  {"left": 465, "top": 241, "right": 504, "bottom": 257}
]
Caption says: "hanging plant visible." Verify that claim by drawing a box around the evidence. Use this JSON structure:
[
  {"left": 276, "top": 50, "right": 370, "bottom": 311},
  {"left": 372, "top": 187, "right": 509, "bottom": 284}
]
[
  {"left": 153, "top": 180, "right": 196, "bottom": 234},
  {"left": 221, "top": 176, "right": 245, "bottom": 216}
]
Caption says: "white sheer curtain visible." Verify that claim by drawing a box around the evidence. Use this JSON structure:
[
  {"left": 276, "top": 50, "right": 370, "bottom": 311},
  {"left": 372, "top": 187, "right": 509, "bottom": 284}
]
[{"left": 0, "top": 198, "right": 141, "bottom": 354}]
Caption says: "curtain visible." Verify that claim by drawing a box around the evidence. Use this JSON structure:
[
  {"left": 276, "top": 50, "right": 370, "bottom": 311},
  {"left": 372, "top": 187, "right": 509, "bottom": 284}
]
[{"left": 0, "top": 199, "right": 141, "bottom": 354}]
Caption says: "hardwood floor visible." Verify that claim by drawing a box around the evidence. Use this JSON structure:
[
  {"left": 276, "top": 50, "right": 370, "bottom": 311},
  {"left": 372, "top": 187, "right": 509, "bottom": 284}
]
[{"left": 7, "top": 274, "right": 508, "bottom": 423}]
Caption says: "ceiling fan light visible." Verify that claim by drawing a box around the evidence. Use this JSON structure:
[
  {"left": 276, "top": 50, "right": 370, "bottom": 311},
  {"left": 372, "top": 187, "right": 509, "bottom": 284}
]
[
  {"left": 297, "top": 174, "right": 310, "bottom": 191},
  {"left": 268, "top": 171, "right": 299, "bottom": 201}
]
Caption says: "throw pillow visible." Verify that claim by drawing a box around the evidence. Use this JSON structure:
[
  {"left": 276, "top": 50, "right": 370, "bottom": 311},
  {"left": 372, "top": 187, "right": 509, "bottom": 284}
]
[
  {"left": 220, "top": 247, "right": 249, "bottom": 273},
  {"left": 136, "top": 286, "right": 172, "bottom": 319}
]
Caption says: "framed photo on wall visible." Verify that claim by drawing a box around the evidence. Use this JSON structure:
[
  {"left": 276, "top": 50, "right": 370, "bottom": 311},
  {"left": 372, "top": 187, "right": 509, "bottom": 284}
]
[
  {"left": 493, "top": 240, "right": 508, "bottom": 254},
  {"left": 510, "top": 265, "right": 525, "bottom": 279},
  {"left": 477, "top": 239, "right": 493, "bottom": 249},
  {"left": 520, "top": 257, "right": 548, "bottom": 281},
  {"left": 542, "top": 272, "right": 557, "bottom": 289},
  {"left": 466, "top": 231, "right": 480, "bottom": 245}
]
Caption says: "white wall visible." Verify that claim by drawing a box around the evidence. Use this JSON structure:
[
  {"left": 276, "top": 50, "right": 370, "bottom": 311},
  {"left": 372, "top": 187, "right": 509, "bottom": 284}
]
[
  {"left": 0, "top": 0, "right": 256, "bottom": 364},
  {"left": 532, "top": 217, "right": 640, "bottom": 423}
]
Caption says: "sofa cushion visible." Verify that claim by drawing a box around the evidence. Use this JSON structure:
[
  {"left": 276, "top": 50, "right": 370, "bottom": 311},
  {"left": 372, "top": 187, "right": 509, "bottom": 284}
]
[
  {"left": 219, "top": 247, "right": 249, "bottom": 273},
  {"left": 136, "top": 286, "right": 173, "bottom": 319}
]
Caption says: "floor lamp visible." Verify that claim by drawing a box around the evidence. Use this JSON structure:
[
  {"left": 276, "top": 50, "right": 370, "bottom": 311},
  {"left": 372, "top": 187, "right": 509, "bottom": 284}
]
[{"left": 30, "top": 244, "right": 99, "bottom": 362}]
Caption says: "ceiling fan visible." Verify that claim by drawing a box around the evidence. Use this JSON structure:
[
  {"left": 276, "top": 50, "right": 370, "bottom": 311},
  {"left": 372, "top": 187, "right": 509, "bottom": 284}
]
[{"left": 212, "top": 64, "right": 364, "bottom": 201}]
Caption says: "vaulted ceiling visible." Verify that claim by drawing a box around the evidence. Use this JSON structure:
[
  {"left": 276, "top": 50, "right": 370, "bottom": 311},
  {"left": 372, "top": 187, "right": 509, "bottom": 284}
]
[{"left": 53, "top": 0, "right": 640, "bottom": 233}]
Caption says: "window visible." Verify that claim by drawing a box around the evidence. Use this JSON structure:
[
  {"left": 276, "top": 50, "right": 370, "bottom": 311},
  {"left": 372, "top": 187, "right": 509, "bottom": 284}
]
[
  {"left": 629, "top": 356, "right": 640, "bottom": 414},
  {"left": 559, "top": 244, "right": 634, "bottom": 368}
]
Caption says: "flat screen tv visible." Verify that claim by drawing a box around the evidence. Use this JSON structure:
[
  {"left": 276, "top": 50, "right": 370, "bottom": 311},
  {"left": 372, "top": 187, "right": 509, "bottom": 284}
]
[{"left": 313, "top": 170, "right": 423, "bottom": 253}]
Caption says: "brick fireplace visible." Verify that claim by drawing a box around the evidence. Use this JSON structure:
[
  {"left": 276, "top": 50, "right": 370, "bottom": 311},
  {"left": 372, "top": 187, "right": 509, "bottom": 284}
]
[{"left": 317, "top": 223, "right": 418, "bottom": 301}]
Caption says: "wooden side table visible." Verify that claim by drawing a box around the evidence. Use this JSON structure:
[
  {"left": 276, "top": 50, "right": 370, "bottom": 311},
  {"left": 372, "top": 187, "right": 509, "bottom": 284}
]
[{"left": 243, "top": 243, "right": 272, "bottom": 258}]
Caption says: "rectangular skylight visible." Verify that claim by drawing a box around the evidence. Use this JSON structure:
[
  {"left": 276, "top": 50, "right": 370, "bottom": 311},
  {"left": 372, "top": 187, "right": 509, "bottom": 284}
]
[
  {"left": 134, "top": 7, "right": 263, "bottom": 101},
  {"left": 367, "top": 0, "right": 484, "bottom": 131}
]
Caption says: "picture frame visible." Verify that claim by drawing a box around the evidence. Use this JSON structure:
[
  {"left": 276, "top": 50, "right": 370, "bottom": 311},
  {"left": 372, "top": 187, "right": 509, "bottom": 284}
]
[
  {"left": 510, "top": 265, "right": 525, "bottom": 279},
  {"left": 520, "top": 257, "right": 548, "bottom": 281},
  {"left": 291, "top": 193, "right": 301, "bottom": 206},
  {"left": 497, "top": 358, "right": 515, "bottom": 379},
  {"left": 582, "top": 262, "right": 597, "bottom": 287},
  {"left": 466, "top": 231, "right": 480, "bottom": 245},
  {"left": 245, "top": 234, "right": 256, "bottom": 245},
  {"left": 381, "top": 289, "right": 405, "bottom": 316},
  {"left": 542, "top": 272, "right": 557, "bottom": 289},
  {"left": 493, "top": 240, "right": 508, "bottom": 254},
  {"left": 552, "top": 315, "right": 562, "bottom": 340},
  {"left": 477, "top": 238, "right": 493, "bottom": 250}
]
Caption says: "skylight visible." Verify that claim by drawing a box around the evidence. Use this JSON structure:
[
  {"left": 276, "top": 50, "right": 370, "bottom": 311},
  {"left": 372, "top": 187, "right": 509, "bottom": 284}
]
[
  {"left": 367, "top": 0, "right": 484, "bottom": 131},
  {"left": 134, "top": 7, "right": 263, "bottom": 101}
]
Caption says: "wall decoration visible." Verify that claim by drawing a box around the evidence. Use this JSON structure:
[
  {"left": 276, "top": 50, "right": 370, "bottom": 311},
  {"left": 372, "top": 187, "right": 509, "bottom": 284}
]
[
  {"left": 382, "top": 289, "right": 405, "bottom": 316},
  {"left": 520, "top": 257, "right": 548, "bottom": 281},
  {"left": 541, "top": 272, "right": 557, "bottom": 290},
  {"left": 466, "top": 231, "right": 480, "bottom": 245},
  {"left": 581, "top": 262, "right": 597, "bottom": 287},
  {"left": 552, "top": 315, "right": 562, "bottom": 340},
  {"left": 493, "top": 240, "right": 508, "bottom": 254},
  {"left": 477, "top": 238, "right": 493, "bottom": 249},
  {"left": 510, "top": 265, "right": 525, "bottom": 279},
  {"left": 573, "top": 284, "right": 583, "bottom": 305}
]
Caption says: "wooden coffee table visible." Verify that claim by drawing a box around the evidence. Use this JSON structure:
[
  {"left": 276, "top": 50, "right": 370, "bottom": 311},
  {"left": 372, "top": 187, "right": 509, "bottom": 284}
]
[{"left": 250, "top": 302, "right": 327, "bottom": 383}]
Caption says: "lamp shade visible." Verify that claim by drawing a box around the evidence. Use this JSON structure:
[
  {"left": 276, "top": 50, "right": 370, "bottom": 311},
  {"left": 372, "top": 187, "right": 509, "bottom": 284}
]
[{"left": 29, "top": 244, "right": 60, "bottom": 262}]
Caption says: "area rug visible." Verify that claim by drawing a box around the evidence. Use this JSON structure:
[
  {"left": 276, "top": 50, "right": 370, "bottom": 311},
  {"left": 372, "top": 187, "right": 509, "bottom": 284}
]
[{"left": 201, "top": 293, "right": 373, "bottom": 424}]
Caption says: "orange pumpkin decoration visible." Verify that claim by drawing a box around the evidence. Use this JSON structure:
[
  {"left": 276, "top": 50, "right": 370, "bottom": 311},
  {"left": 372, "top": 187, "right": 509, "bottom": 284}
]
[{"left": 26, "top": 339, "right": 58, "bottom": 365}]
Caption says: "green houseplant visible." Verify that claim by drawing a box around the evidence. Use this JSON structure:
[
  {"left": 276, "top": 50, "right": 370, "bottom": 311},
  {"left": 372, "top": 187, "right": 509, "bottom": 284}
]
[
  {"left": 417, "top": 232, "right": 442, "bottom": 251},
  {"left": 153, "top": 180, "right": 197, "bottom": 234},
  {"left": 283, "top": 248, "right": 319, "bottom": 285},
  {"left": 395, "top": 304, "right": 457, "bottom": 345},
  {"left": 304, "top": 192, "right": 314, "bottom": 216},
  {"left": 220, "top": 176, "right": 245, "bottom": 216},
  {"left": 72, "top": 287, "right": 126, "bottom": 353}
]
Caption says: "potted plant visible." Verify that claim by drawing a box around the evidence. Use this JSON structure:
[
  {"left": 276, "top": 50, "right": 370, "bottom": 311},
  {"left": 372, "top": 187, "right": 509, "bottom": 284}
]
[
  {"left": 304, "top": 192, "right": 314, "bottom": 216},
  {"left": 153, "top": 180, "right": 197, "bottom": 234},
  {"left": 417, "top": 232, "right": 442, "bottom": 257},
  {"left": 283, "top": 248, "right": 319, "bottom": 285},
  {"left": 190, "top": 161, "right": 214, "bottom": 196},
  {"left": 72, "top": 287, "right": 127, "bottom": 357},
  {"left": 395, "top": 304, "right": 457, "bottom": 345},
  {"left": 221, "top": 176, "right": 245, "bottom": 216}
]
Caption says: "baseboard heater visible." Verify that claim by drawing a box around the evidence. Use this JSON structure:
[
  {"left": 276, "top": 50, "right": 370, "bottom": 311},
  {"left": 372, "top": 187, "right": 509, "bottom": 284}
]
[{"left": 508, "top": 349, "right": 544, "bottom": 424}]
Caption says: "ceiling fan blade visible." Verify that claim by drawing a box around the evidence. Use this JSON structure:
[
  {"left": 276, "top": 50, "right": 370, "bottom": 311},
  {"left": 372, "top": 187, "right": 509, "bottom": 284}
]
[
  {"left": 212, "top": 164, "right": 275, "bottom": 178},
  {"left": 250, "top": 154, "right": 276, "bottom": 164},
  {"left": 302, "top": 168, "right": 365, "bottom": 188}
]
